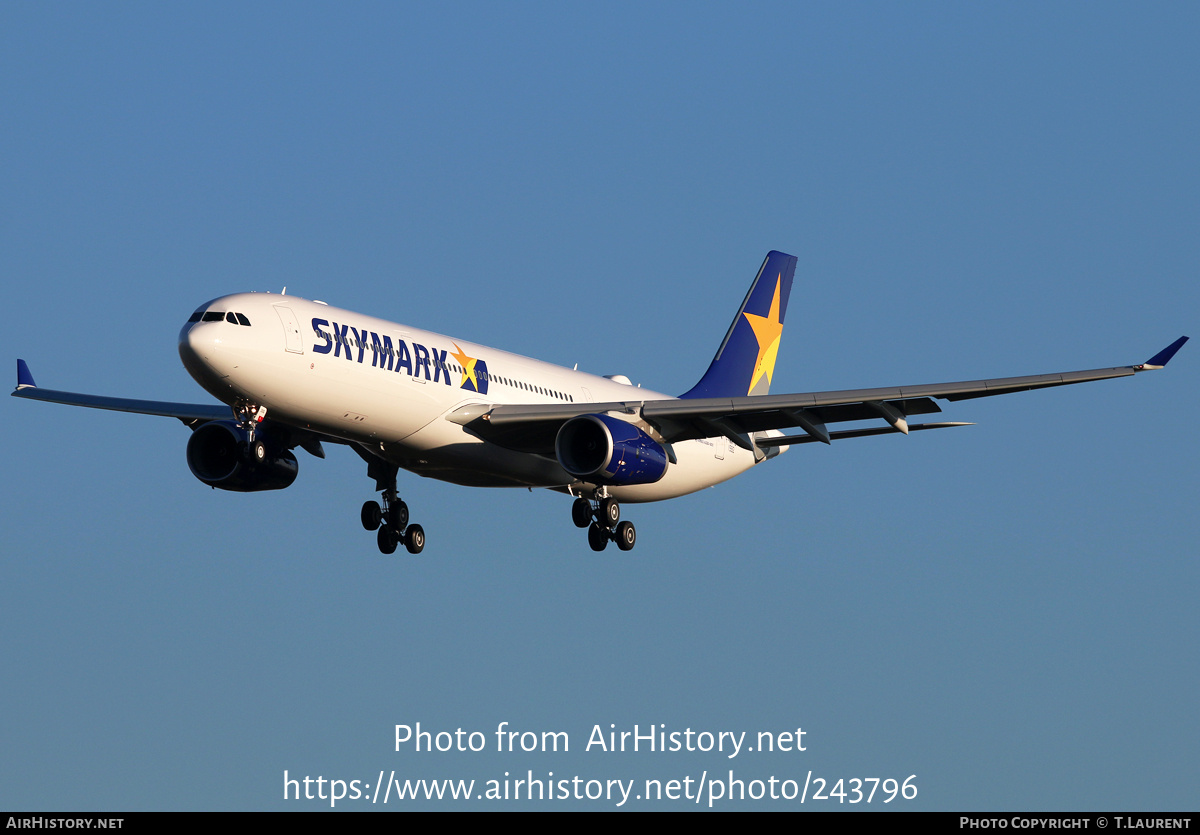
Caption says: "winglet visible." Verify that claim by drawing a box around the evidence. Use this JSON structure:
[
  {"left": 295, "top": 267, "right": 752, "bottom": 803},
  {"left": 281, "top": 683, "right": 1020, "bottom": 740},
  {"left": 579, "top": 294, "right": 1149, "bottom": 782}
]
[
  {"left": 1136, "top": 336, "right": 1188, "bottom": 371},
  {"left": 16, "top": 359, "right": 36, "bottom": 389}
]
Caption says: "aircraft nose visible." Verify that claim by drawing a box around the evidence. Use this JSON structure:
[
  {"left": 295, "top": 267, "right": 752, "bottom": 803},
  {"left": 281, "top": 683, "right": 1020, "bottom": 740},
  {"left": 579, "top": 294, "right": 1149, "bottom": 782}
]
[
  {"left": 178, "top": 321, "right": 202, "bottom": 363},
  {"left": 178, "top": 321, "right": 225, "bottom": 380}
]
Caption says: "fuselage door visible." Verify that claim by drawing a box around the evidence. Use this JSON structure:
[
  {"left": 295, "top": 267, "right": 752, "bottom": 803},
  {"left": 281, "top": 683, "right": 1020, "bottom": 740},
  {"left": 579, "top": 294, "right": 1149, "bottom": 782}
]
[{"left": 274, "top": 305, "right": 304, "bottom": 354}]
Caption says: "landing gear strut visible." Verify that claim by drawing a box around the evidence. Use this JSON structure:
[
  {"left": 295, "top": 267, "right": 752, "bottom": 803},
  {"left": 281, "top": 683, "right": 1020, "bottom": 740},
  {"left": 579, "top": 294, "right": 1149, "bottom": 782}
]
[
  {"left": 573, "top": 491, "right": 636, "bottom": 552},
  {"left": 360, "top": 454, "right": 425, "bottom": 555},
  {"left": 232, "top": 401, "right": 268, "bottom": 462}
]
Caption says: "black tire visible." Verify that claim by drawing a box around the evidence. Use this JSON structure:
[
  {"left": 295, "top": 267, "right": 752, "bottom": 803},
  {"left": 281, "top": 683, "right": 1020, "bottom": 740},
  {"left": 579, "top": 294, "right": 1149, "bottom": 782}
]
[
  {"left": 249, "top": 438, "right": 267, "bottom": 463},
  {"left": 599, "top": 497, "right": 620, "bottom": 526},
  {"left": 587, "top": 522, "right": 609, "bottom": 552},
  {"left": 404, "top": 524, "right": 425, "bottom": 555},
  {"left": 571, "top": 498, "right": 592, "bottom": 528},
  {"left": 388, "top": 500, "right": 409, "bottom": 530},
  {"left": 377, "top": 524, "right": 398, "bottom": 554},
  {"left": 361, "top": 500, "right": 382, "bottom": 531},
  {"left": 615, "top": 521, "right": 636, "bottom": 551}
]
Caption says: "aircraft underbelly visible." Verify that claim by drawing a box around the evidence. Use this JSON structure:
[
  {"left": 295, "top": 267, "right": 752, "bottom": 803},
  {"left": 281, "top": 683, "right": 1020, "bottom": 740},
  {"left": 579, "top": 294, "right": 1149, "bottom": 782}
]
[{"left": 383, "top": 420, "right": 572, "bottom": 488}]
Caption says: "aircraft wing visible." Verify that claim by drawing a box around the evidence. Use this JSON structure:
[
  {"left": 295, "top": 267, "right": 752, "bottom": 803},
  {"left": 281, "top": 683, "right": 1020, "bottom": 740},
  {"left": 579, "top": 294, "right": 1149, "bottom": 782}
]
[
  {"left": 12, "top": 359, "right": 229, "bottom": 426},
  {"left": 461, "top": 337, "right": 1188, "bottom": 453},
  {"left": 12, "top": 358, "right": 335, "bottom": 459}
]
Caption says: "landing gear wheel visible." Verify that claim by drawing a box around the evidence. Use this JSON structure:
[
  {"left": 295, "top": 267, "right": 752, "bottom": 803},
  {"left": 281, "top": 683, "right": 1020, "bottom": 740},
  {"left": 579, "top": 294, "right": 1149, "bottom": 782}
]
[
  {"left": 388, "top": 500, "right": 409, "bottom": 530},
  {"left": 249, "top": 438, "right": 267, "bottom": 463},
  {"left": 614, "top": 521, "right": 636, "bottom": 551},
  {"left": 571, "top": 498, "right": 592, "bottom": 528},
  {"left": 587, "top": 522, "right": 609, "bottom": 552},
  {"left": 361, "top": 501, "right": 382, "bottom": 531},
  {"left": 599, "top": 497, "right": 620, "bottom": 526},
  {"left": 404, "top": 524, "right": 425, "bottom": 554},
  {"left": 377, "top": 525, "right": 398, "bottom": 554}
]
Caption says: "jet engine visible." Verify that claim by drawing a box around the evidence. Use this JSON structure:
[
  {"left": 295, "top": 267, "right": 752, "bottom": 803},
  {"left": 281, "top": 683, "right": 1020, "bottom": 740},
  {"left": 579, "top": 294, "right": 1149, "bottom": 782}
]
[
  {"left": 555, "top": 414, "right": 668, "bottom": 486},
  {"left": 186, "top": 420, "right": 298, "bottom": 492}
]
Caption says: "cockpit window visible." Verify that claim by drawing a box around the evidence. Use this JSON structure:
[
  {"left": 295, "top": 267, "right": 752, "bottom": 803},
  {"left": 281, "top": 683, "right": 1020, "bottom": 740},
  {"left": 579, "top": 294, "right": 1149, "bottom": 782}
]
[
  {"left": 202, "top": 311, "right": 225, "bottom": 322},
  {"left": 235, "top": 312, "right": 251, "bottom": 326},
  {"left": 225, "top": 312, "right": 238, "bottom": 324},
  {"left": 188, "top": 309, "right": 205, "bottom": 323}
]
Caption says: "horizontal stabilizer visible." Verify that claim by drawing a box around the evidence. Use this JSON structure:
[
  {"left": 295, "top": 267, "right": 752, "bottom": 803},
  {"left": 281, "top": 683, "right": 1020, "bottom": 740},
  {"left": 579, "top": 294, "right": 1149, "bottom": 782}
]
[{"left": 755, "top": 422, "right": 974, "bottom": 447}]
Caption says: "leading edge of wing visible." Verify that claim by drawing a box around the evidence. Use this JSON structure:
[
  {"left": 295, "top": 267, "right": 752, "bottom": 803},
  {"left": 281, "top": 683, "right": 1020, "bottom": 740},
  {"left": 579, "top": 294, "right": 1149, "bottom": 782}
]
[
  {"left": 646, "top": 336, "right": 1188, "bottom": 419},
  {"left": 13, "top": 359, "right": 229, "bottom": 425},
  {"left": 472, "top": 338, "right": 1187, "bottom": 449},
  {"left": 470, "top": 365, "right": 1130, "bottom": 451},
  {"left": 477, "top": 362, "right": 1140, "bottom": 431}
]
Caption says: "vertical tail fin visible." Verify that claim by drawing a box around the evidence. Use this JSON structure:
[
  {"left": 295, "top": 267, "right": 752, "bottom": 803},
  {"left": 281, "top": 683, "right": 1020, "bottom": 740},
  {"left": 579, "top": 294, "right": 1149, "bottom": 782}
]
[{"left": 680, "top": 250, "right": 797, "bottom": 399}]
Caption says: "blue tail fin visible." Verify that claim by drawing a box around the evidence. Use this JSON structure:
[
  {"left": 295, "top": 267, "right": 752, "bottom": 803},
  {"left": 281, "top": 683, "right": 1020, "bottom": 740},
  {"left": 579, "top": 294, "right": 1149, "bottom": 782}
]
[{"left": 680, "top": 250, "right": 797, "bottom": 399}]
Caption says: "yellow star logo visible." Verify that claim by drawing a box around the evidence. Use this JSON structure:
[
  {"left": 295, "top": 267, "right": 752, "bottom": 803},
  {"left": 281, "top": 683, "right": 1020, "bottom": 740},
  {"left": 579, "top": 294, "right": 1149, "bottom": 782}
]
[
  {"left": 741, "top": 274, "right": 784, "bottom": 394},
  {"left": 450, "top": 342, "right": 479, "bottom": 390}
]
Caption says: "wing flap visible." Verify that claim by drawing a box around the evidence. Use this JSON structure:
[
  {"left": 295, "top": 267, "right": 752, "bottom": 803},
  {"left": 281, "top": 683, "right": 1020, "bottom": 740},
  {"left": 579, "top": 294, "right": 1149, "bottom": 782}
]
[{"left": 756, "top": 421, "right": 973, "bottom": 447}]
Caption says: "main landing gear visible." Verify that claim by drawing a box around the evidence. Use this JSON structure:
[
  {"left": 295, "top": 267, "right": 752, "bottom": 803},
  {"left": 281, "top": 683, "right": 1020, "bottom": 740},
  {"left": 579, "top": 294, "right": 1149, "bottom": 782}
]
[
  {"left": 359, "top": 456, "right": 425, "bottom": 555},
  {"left": 362, "top": 496, "right": 424, "bottom": 555},
  {"left": 572, "top": 494, "right": 636, "bottom": 552}
]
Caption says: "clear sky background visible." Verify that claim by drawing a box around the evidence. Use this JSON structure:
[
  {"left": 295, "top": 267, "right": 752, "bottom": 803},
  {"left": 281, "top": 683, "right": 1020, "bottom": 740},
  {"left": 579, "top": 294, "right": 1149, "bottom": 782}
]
[{"left": 2, "top": 3, "right": 1196, "bottom": 811}]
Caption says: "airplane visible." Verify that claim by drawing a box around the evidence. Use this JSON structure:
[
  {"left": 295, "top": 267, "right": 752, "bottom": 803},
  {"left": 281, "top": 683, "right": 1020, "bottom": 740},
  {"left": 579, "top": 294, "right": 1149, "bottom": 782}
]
[{"left": 12, "top": 251, "right": 1188, "bottom": 555}]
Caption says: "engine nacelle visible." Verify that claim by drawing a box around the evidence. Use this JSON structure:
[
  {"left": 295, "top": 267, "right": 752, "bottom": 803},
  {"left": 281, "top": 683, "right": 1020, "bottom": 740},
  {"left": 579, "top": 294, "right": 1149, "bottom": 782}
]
[
  {"left": 186, "top": 420, "right": 298, "bottom": 492},
  {"left": 555, "top": 414, "right": 668, "bottom": 486}
]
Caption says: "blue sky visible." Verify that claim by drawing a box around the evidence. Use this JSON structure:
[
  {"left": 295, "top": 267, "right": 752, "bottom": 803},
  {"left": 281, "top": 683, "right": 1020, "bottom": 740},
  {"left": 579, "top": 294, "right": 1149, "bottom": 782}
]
[{"left": 2, "top": 3, "right": 1196, "bottom": 810}]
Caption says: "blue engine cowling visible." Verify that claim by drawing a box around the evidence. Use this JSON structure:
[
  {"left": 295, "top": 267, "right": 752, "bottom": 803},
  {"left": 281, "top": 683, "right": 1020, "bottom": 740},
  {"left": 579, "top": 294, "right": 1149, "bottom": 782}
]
[
  {"left": 555, "top": 414, "right": 668, "bottom": 486},
  {"left": 186, "top": 420, "right": 298, "bottom": 492}
]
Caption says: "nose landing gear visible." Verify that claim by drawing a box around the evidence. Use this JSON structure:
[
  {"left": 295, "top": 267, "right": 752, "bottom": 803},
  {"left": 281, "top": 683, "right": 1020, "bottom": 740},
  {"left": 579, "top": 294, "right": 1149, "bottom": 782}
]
[{"left": 572, "top": 494, "right": 636, "bottom": 552}]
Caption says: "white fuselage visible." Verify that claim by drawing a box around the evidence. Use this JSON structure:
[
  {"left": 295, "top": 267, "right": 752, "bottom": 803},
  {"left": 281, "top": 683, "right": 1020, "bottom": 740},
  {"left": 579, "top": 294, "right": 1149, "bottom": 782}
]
[{"left": 178, "top": 292, "right": 769, "bottom": 501}]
